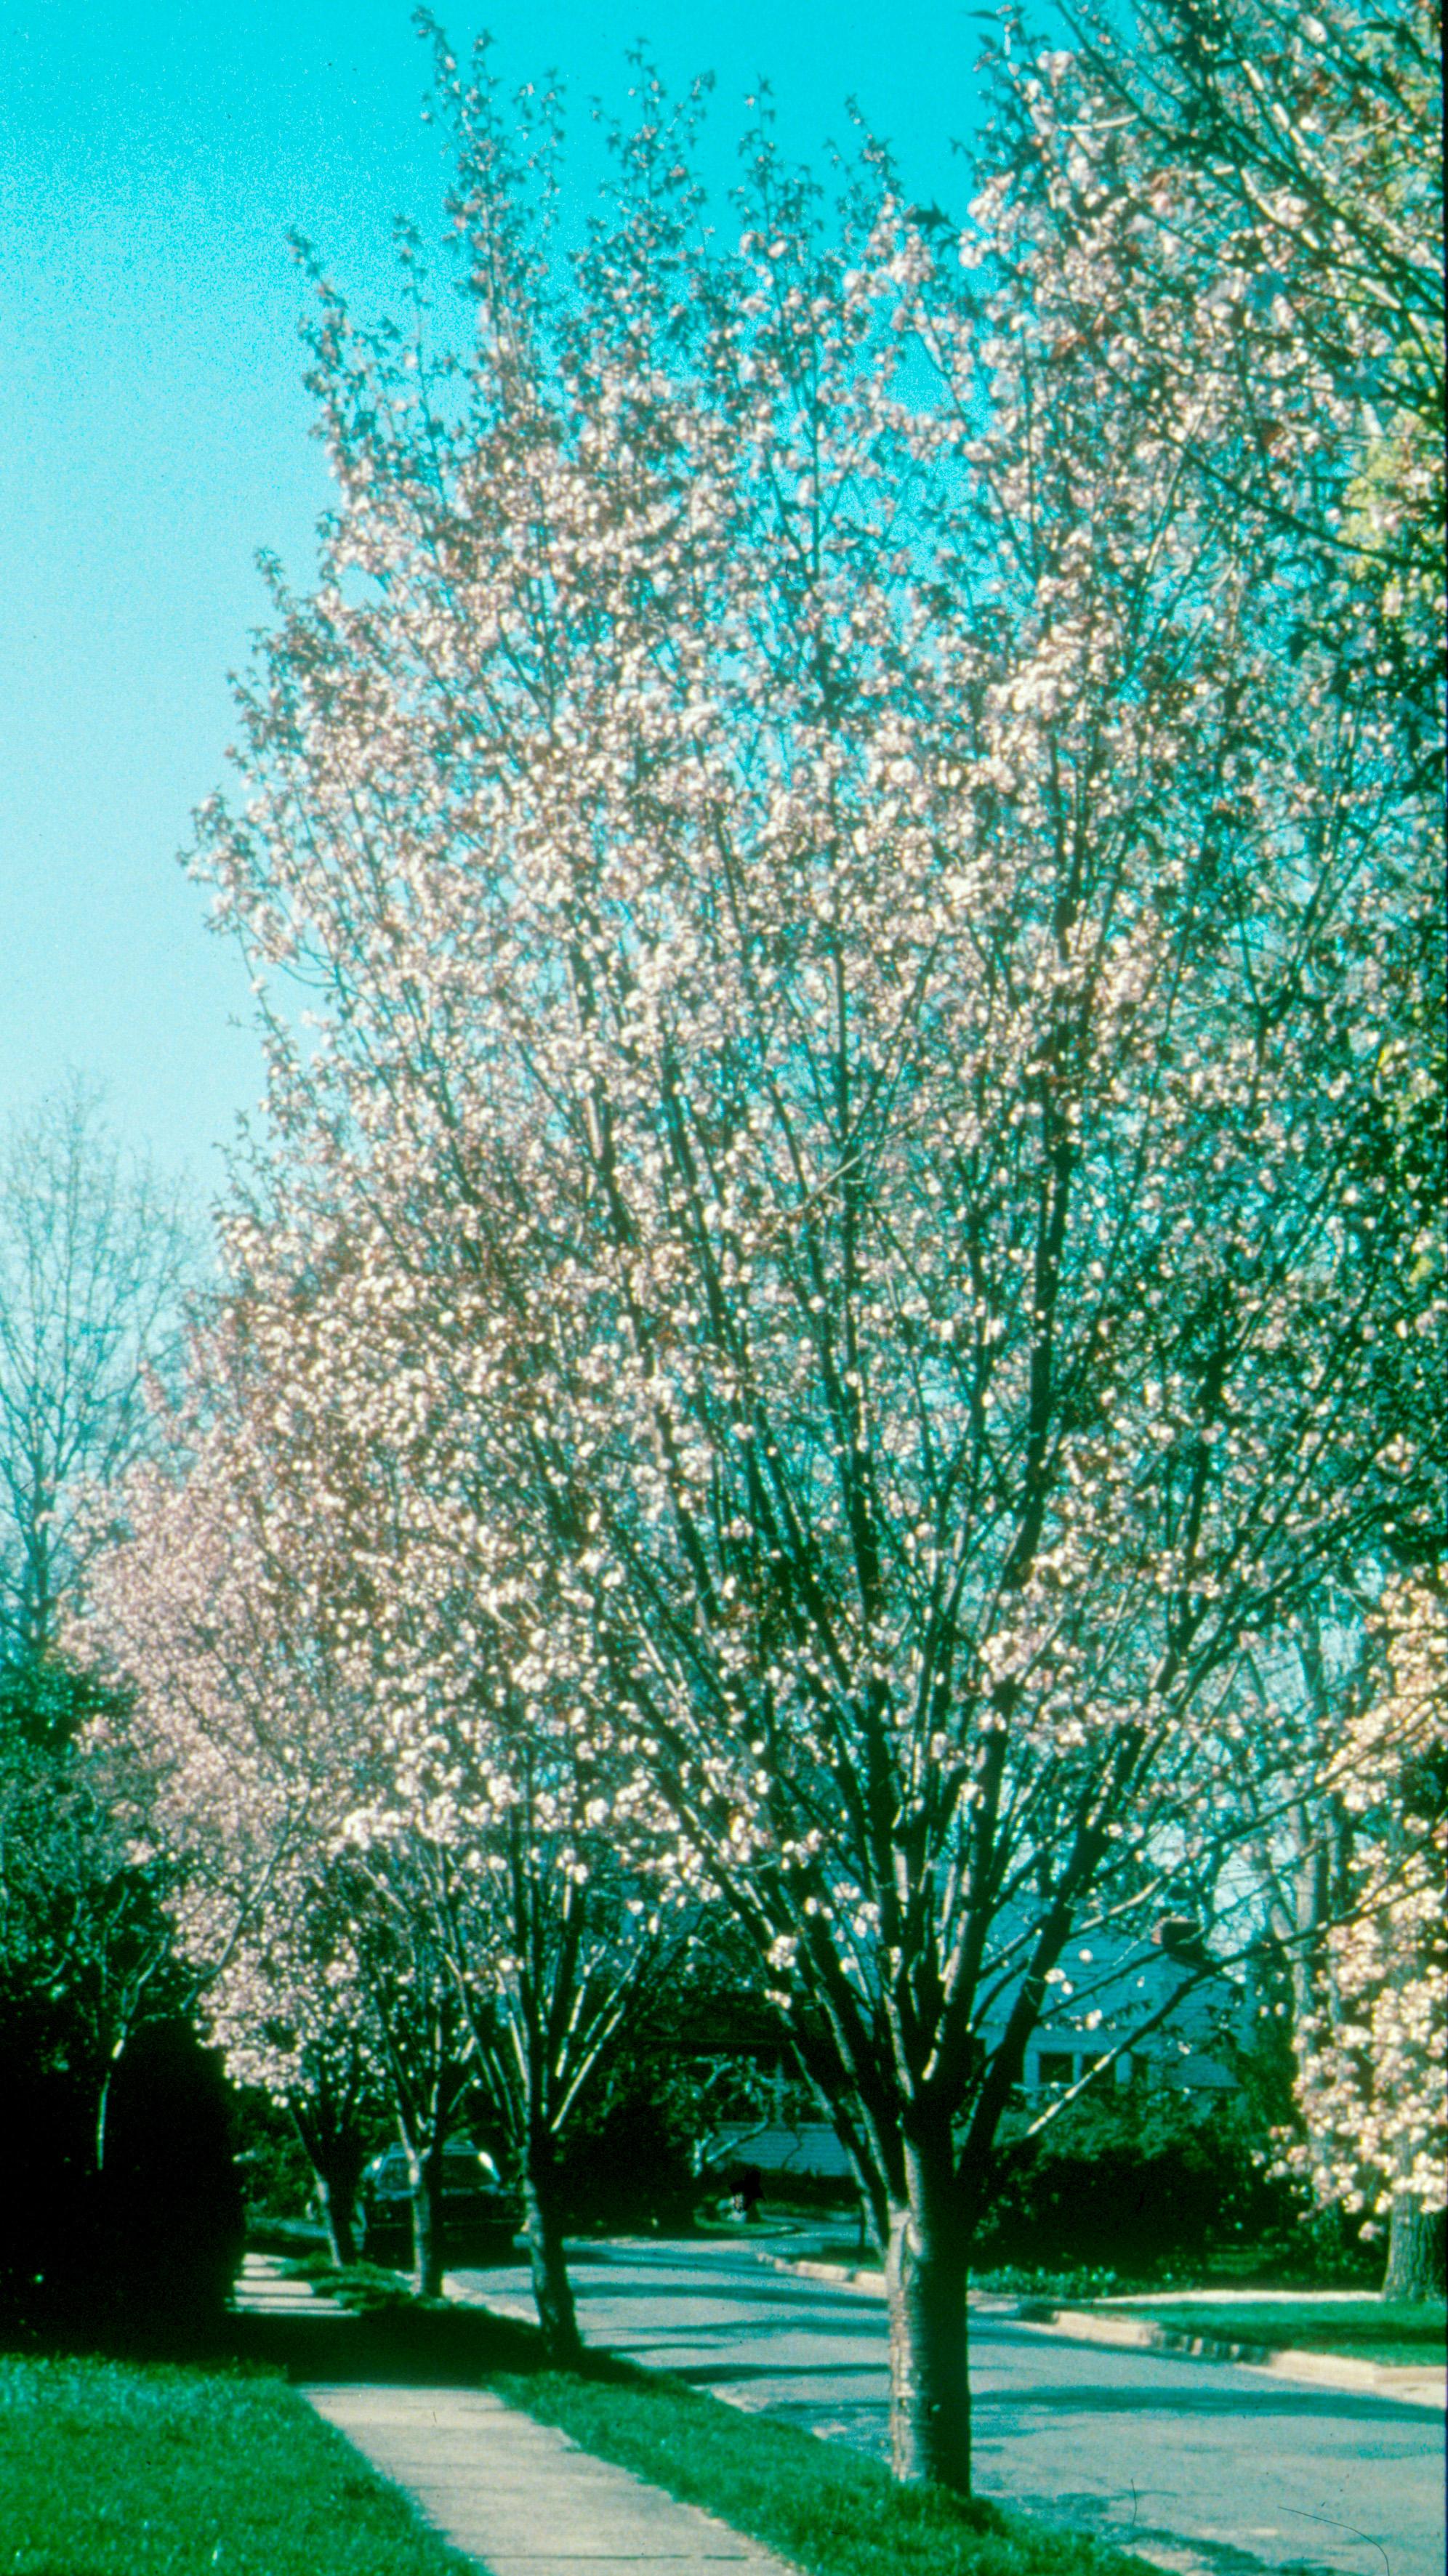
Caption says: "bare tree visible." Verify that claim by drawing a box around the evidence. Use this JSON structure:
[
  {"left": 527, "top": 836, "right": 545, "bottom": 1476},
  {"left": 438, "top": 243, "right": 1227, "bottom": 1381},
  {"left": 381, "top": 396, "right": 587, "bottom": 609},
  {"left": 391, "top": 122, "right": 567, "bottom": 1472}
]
[{"left": 0, "top": 1080, "right": 193, "bottom": 1662}]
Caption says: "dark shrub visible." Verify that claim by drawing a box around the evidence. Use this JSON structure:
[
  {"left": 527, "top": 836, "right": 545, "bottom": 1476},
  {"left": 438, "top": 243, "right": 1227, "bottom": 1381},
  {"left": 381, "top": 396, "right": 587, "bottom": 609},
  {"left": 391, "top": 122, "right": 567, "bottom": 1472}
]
[
  {"left": 0, "top": 2021, "right": 244, "bottom": 2344},
  {"left": 973, "top": 2083, "right": 1310, "bottom": 2282},
  {"left": 93, "top": 2020, "right": 246, "bottom": 2336},
  {"left": 557, "top": 2059, "right": 699, "bottom": 2232}
]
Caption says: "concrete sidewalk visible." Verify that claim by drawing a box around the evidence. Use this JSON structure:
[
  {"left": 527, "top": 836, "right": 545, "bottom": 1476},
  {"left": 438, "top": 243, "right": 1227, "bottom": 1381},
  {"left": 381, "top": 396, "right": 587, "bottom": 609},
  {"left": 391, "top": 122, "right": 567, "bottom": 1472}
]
[
  {"left": 234, "top": 2258, "right": 801, "bottom": 2576},
  {"left": 233, "top": 2250, "right": 352, "bottom": 2317},
  {"left": 306, "top": 2383, "right": 803, "bottom": 2576}
]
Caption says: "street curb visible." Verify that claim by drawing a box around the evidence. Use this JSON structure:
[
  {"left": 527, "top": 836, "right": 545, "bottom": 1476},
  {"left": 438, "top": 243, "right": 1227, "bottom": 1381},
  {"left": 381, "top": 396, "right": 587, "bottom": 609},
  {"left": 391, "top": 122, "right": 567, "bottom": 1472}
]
[
  {"left": 1013, "top": 2304, "right": 1446, "bottom": 2407},
  {"left": 763, "top": 2253, "right": 886, "bottom": 2293},
  {"left": 762, "top": 2254, "right": 1446, "bottom": 2410}
]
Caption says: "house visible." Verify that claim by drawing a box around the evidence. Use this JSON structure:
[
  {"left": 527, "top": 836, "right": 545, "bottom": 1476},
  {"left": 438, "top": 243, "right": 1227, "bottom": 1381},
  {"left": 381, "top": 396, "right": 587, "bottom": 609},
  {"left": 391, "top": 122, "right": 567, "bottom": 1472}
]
[
  {"left": 698, "top": 1915, "right": 1242, "bottom": 2184},
  {"left": 996, "top": 1918, "right": 1243, "bottom": 2098}
]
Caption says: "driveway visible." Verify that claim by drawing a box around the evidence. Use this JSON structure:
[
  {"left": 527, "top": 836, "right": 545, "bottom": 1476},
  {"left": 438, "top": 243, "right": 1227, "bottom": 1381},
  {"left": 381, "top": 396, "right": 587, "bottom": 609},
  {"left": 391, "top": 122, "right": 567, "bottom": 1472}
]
[{"left": 450, "top": 2235, "right": 1445, "bottom": 2576}]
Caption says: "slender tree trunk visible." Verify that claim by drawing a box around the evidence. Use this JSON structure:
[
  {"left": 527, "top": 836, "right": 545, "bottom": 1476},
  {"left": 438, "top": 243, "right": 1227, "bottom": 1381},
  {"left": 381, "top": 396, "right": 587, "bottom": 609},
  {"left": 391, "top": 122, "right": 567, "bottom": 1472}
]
[
  {"left": 523, "top": 2161, "right": 582, "bottom": 2363},
  {"left": 94, "top": 2052, "right": 121, "bottom": 2174},
  {"left": 411, "top": 2139, "right": 446, "bottom": 2298},
  {"left": 884, "top": 2153, "right": 971, "bottom": 2493},
  {"left": 291, "top": 2105, "right": 367, "bottom": 2269},
  {"left": 315, "top": 2141, "right": 365, "bottom": 2269},
  {"left": 1383, "top": 2195, "right": 1446, "bottom": 2303}
]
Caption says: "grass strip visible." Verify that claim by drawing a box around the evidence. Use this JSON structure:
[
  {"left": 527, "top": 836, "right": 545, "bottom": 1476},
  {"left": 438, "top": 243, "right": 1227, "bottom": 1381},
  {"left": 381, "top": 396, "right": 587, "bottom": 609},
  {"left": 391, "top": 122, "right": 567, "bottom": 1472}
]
[
  {"left": 490, "top": 2360, "right": 1148, "bottom": 2576},
  {"left": 0, "top": 2351, "right": 480, "bottom": 2576},
  {"left": 1109, "top": 2297, "right": 1446, "bottom": 2371}
]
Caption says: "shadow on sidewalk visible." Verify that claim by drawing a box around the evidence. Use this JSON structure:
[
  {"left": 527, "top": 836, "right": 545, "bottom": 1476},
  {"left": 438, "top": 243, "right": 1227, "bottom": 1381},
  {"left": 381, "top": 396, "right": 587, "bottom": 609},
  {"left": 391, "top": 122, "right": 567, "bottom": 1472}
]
[
  {"left": 220, "top": 2296, "right": 544, "bottom": 2387},
  {"left": 1, "top": 2275, "right": 547, "bottom": 2391}
]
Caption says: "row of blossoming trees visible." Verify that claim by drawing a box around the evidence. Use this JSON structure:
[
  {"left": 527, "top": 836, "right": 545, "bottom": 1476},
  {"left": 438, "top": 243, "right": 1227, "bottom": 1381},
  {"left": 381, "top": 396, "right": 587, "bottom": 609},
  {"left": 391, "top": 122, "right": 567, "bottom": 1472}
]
[
  {"left": 81, "top": 0, "right": 1441, "bottom": 2492},
  {"left": 0, "top": 1086, "right": 248, "bottom": 2333}
]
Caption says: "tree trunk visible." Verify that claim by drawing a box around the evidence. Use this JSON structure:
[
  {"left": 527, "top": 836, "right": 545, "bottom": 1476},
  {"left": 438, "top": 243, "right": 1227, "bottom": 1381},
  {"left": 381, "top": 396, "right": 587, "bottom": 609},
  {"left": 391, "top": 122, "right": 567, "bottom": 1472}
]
[
  {"left": 291, "top": 2106, "right": 367, "bottom": 2269},
  {"left": 94, "top": 2052, "right": 120, "bottom": 2174},
  {"left": 884, "top": 2171, "right": 971, "bottom": 2493},
  {"left": 315, "top": 2141, "right": 365, "bottom": 2269},
  {"left": 523, "top": 2167, "right": 582, "bottom": 2363},
  {"left": 411, "top": 2141, "right": 446, "bottom": 2298},
  {"left": 1383, "top": 2195, "right": 1446, "bottom": 2303}
]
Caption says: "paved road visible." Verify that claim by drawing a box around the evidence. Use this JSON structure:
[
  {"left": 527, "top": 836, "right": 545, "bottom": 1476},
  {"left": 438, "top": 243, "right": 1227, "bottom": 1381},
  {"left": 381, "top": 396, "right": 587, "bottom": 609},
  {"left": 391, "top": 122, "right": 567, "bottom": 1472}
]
[{"left": 451, "top": 2237, "right": 1445, "bottom": 2576}]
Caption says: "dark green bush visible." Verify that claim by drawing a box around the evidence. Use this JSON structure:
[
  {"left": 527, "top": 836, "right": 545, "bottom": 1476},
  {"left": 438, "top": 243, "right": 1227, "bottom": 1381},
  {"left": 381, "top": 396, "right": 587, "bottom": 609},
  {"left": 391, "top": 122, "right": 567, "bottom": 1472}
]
[
  {"left": 973, "top": 2083, "right": 1313, "bottom": 2282},
  {"left": 557, "top": 2062, "right": 699, "bottom": 2232}
]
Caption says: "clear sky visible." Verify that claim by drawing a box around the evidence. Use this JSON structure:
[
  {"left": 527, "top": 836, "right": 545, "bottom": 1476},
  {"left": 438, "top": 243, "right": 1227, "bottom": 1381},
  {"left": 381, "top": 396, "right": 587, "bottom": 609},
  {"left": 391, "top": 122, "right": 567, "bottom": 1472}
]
[{"left": 1, "top": 0, "right": 1008, "bottom": 1194}]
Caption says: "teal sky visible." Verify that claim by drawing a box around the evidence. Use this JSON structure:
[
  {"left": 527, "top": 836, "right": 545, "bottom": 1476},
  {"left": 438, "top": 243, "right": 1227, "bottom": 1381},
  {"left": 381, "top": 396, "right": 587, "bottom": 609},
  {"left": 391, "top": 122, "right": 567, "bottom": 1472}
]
[{"left": 1, "top": 1, "right": 1010, "bottom": 1192}]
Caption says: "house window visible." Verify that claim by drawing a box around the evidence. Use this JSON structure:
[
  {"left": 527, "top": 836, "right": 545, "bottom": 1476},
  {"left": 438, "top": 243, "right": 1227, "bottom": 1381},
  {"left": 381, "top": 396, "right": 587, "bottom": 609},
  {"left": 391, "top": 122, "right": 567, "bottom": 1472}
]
[{"left": 1037, "top": 2051, "right": 1075, "bottom": 2087}]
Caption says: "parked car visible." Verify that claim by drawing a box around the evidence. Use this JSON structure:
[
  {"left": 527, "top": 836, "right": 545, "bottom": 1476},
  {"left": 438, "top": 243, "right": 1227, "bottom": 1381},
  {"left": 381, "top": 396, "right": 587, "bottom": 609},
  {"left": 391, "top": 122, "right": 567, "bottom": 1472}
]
[{"left": 360, "top": 2140, "right": 520, "bottom": 2264}]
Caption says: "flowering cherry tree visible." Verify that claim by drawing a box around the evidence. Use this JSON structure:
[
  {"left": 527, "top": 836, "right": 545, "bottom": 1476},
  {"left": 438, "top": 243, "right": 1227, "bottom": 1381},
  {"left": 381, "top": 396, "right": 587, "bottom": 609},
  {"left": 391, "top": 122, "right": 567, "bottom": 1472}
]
[
  {"left": 1056, "top": 0, "right": 1442, "bottom": 732},
  {"left": 184, "top": 17, "right": 1441, "bottom": 2487},
  {"left": 231, "top": 1210, "right": 696, "bottom": 2345},
  {"left": 81, "top": 1349, "right": 399, "bottom": 2262},
  {"left": 201, "top": 1857, "right": 382, "bottom": 2269},
  {"left": 1282, "top": 1580, "right": 1446, "bottom": 2298},
  {"left": 90, "top": 1265, "right": 685, "bottom": 2342}
]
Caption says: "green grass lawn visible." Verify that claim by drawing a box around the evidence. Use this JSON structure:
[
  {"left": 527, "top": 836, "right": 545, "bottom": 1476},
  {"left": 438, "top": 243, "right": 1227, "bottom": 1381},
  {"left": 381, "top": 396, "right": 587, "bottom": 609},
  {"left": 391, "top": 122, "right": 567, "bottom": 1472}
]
[
  {"left": 1109, "top": 2297, "right": 1447, "bottom": 2371},
  {"left": 0, "top": 2353, "right": 480, "bottom": 2576}
]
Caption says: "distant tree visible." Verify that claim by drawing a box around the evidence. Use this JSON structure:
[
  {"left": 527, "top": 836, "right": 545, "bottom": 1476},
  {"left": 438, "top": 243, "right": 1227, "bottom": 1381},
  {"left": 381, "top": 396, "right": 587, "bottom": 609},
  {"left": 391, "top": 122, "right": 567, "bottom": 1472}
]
[
  {"left": 0, "top": 1653, "right": 177, "bottom": 2174},
  {"left": 89, "top": 1284, "right": 684, "bottom": 2346},
  {"left": 0, "top": 1650, "right": 206, "bottom": 2326},
  {"left": 333, "top": 1845, "right": 478, "bottom": 2301},
  {"left": 0, "top": 1080, "right": 192, "bottom": 1662},
  {"left": 0, "top": 1092, "right": 212, "bottom": 2327},
  {"left": 201, "top": 1856, "right": 385, "bottom": 2269}
]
